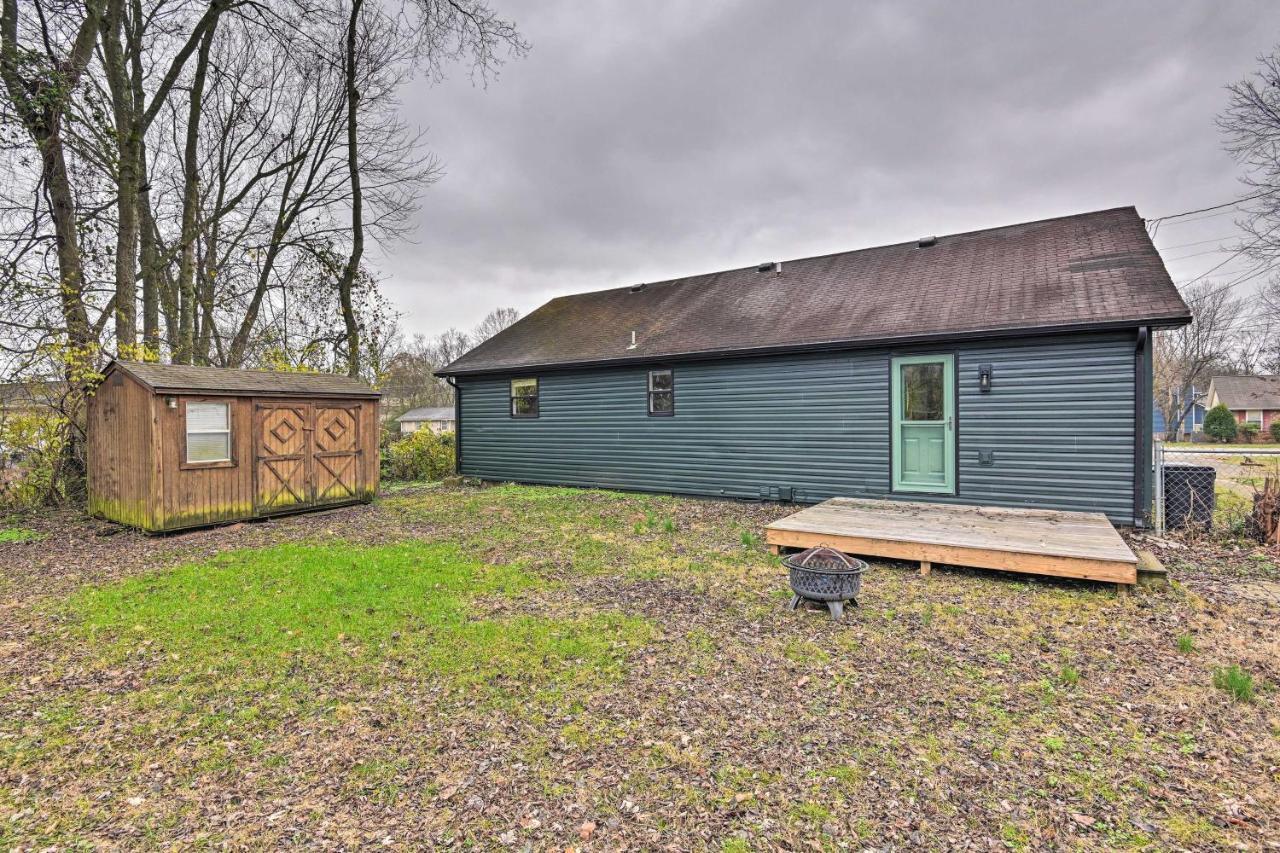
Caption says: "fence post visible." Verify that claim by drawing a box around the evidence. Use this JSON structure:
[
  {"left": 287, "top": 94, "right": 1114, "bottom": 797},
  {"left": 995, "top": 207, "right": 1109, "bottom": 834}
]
[{"left": 1153, "top": 439, "right": 1164, "bottom": 535}]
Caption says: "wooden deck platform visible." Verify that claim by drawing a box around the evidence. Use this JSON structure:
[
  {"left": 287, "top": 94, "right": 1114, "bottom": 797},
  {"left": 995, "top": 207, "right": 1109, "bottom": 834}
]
[{"left": 766, "top": 498, "right": 1138, "bottom": 585}]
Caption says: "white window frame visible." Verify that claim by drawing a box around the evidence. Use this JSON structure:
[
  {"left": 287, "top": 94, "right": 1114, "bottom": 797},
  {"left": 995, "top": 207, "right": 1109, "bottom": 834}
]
[
  {"left": 1246, "top": 409, "right": 1264, "bottom": 426},
  {"left": 184, "top": 400, "right": 233, "bottom": 465}
]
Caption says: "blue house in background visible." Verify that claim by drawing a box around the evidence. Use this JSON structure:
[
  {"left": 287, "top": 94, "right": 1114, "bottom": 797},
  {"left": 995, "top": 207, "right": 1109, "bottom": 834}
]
[{"left": 1153, "top": 387, "right": 1204, "bottom": 438}]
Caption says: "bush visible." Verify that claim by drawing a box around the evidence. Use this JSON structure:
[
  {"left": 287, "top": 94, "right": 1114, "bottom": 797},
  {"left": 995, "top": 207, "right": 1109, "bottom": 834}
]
[
  {"left": 1239, "top": 421, "right": 1260, "bottom": 443},
  {"left": 1203, "top": 404, "right": 1238, "bottom": 443},
  {"left": 382, "top": 429, "right": 455, "bottom": 482},
  {"left": 0, "top": 411, "right": 70, "bottom": 511},
  {"left": 1271, "top": 420, "right": 1280, "bottom": 443}
]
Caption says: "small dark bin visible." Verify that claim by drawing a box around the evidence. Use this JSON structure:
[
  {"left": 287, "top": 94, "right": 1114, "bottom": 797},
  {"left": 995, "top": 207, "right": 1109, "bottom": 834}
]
[{"left": 1163, "top": 464, "right": 1217, "bottom": 529}]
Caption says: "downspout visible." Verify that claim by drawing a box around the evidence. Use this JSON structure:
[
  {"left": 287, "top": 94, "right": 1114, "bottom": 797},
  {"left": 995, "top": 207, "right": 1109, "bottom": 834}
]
[
  {"left": 445, "top": 376, "right": 462, "bottom": 475},
  {"left": 1133, "top": 327, "right": 1150, "bottom": 528}
]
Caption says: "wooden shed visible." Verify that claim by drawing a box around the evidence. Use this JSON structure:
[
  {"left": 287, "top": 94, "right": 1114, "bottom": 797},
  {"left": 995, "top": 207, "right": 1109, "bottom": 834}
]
[{"left": 88, "top": 360, "right": 380, "bottom": 532}]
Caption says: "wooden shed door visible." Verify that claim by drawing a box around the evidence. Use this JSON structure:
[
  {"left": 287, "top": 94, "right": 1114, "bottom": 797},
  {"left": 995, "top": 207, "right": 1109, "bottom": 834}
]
[
  {"left": 255, "top": 402, "right": 313, "bottom": 513},
  {"left": 312, "top": 404, "right": 363, "bottom": 502}
]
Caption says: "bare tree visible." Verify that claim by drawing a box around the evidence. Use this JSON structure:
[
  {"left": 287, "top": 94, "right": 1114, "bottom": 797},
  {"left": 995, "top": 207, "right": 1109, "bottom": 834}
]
[
  {"left": 1220, "top": 50, "right": 1280, "bottom": 267},
  {"left": 472, "top": 306, "right": 520, "bottom": 341},
  {"left": 1154, "top": 281, "right": 1244, "bottom": 439},
  {"left": 0, "top": 0, "right": 107, "bottom": 364}
]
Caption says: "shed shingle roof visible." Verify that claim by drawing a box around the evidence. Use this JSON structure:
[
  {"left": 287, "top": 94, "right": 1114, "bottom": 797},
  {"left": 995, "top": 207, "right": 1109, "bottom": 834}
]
[
  {"left": 1210, "top": 375, "right": 1280, "bottom": 410},
  {"left": 440, "top": 207, "right": 1190, "bottom": 376},
  {"left": 110, "top": 361, "right": 379, "bottom": 398}
]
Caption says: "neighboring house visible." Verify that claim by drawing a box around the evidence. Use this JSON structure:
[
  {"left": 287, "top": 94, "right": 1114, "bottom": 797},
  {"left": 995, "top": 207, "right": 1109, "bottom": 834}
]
[
  {"left": 396, "top": 406, "right": 456, "bottom": 435},
  {"left": 1205, "top": 375, "right": 1280, "bottom": 434},
  {"left": 1153, "top": 386, "right": 1205, "bottom": 440},
  {"left": 437, "top": 207, "right": 1190, "bottom": 527},
  {"left": 0, "top": 379, "right": 65, "bottom": 417}
]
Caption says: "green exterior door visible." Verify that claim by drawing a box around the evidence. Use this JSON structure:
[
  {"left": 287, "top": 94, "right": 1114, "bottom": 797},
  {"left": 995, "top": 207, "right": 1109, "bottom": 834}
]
[{"left": 891, "top": 354, "right": 955, "bottom": 494}]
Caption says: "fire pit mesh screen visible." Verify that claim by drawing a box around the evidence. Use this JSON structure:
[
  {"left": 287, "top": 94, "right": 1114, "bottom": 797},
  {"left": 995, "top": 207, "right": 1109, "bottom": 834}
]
[{"left": 783, "top": 546, "right": 867, "bottom": 620}]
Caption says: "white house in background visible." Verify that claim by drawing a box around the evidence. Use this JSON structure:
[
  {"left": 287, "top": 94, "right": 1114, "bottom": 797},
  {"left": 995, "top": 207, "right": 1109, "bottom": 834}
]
[{"left": 396, "top": 405, "right": 455, "bottom": 435}]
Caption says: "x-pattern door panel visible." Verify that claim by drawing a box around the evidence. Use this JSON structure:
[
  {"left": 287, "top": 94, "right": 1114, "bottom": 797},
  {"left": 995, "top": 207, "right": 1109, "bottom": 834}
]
[
  {"left": 255, "top": 403, "right": 312, "bottom": 512},
  {"left": 313, "top": 406, "right": 361, "bottom": 501}
]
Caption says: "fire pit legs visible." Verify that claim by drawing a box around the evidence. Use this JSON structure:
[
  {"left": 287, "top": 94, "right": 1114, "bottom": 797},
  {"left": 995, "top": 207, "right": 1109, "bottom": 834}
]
[
  {"left": 826, "top": 600, "right": 844, "bottom": 621},
  {"left": 789, "top": 591, "right": 857, "bottom": 621}
]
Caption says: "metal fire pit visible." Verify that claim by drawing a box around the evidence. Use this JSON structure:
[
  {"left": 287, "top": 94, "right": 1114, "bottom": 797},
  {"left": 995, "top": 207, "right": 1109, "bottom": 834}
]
[{"left": 783, "top": 546, "right": 867, "bottom": 621}]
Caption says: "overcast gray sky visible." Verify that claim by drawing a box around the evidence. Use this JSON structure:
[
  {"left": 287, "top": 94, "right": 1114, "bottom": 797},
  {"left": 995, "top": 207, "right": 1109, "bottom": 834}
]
[{"left": 384, "top": 0, "right": 1280, "bottom": 339}]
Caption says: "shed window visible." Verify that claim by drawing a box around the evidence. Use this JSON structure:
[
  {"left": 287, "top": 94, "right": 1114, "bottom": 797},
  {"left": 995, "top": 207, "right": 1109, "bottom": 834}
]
[
  {"left": 648, "top": 369, "right": 674, "bottom": 415},
  {"left": 511, "top": 378, "right": 539, "bottom": 418},
  {"left": 186, "top": 401, "right": 231, "bottom": 463}
]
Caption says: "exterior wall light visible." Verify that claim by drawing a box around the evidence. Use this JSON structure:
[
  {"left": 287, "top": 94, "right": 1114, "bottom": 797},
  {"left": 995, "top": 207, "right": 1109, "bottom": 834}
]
[
  {"left": 166, "top": 396, "right": 178, "bottom": 409},
  {"left": 978, "top": 364, "right": 993, "bottom": 393}
]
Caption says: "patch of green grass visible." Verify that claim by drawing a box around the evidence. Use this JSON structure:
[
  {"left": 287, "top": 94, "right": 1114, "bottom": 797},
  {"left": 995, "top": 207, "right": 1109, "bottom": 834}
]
[
  {"left": 1212, "top": 664, "right": 1255, "bottom": 703},
  {"left": 1042, "top": 735, "right": 1065, "bottom": 754},
  {"left": 789, "top": 801, "right": 832, "bottom": 825},
  {"left": 0, "top": 526, "right": 42, "bottom": 543},
  {"left": 1176, "top": 633, "right": 1196, "bottom": 654},
  {"left": 65, "top": 541, "right": 652, "bottom": 697},
  {"left": 740, "top": 530, "right": 761, "bottom": 548},
  {"left": 1058, "top": 665, "right": 1081, "bottom": 687}
]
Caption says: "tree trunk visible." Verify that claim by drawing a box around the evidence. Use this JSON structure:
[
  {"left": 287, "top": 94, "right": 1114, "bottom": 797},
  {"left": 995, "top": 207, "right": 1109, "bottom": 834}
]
[
  {"left": 335, "top": 0, "right": 365, "bottom": 378},
  {"left": 101, "top": 0, "right": 138, "bottom": 351},
  {"left": 174, "top": 19, "right": 219, "bottom": 363}
]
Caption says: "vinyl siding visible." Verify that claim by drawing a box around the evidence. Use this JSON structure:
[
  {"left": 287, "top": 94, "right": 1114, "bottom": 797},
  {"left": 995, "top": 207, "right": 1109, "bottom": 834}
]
[{"left": 458, "top": 331, "right": 1139, "bottom": 524}]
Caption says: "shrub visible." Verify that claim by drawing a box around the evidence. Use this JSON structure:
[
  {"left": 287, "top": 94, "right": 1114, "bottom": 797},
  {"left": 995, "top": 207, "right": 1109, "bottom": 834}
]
[
  {"left": 1239, "top": 421, "right": 1260, "bottom": 443},
  {"left": 1271, "top": 420, "right": 1280, "bottom": 443},
  {"left": 381, "top": 429, "right": 455, "bottom": 482},
  {"left": 1203, "top": 404, "right": 1237, "bottom": 443},
  {"left": 1212, "top": 664, "right": 1255, "bottom": 702},
  {"left": 0, "top": 411, "right": 70, "bottom": 511}
]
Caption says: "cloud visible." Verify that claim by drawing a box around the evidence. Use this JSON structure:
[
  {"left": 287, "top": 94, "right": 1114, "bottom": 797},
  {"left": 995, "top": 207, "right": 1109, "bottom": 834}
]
[{"left": 382, "top": 0, "right": 1280, "bottom": 337}]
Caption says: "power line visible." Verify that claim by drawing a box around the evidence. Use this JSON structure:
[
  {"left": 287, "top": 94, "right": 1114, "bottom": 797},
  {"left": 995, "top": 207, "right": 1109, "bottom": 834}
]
[
  {"left": 1145, "top": 189, "right": 1275, "bottom": 226},
  {"left": 1158, "top": 233, "right": 1241, "bottom": 251},
  {"left": 1166, "top": 245, "right": 1238, "bottom": 263}
]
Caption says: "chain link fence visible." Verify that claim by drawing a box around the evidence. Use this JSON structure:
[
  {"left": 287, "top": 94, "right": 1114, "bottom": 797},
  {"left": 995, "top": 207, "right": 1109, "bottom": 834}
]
[{"left": 1153, "top": 442, "right": 1280, "bottom": 537}]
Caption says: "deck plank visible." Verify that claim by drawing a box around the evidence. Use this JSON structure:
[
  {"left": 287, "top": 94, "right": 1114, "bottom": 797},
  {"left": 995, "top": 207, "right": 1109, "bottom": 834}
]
[{"left": 766, "top": 498, "right": 1137, "bottom": 584}]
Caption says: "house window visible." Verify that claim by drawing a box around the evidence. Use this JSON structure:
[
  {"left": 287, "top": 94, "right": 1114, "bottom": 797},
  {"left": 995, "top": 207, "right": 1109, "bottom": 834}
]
[
  {"left": 511, "top": 378, "right": 539, "bottom": 418},
  {"left": 186, "top": 401, "right": 231, "bottom": 463},
  {"left": 1247, "top": 409, "right": 1263, "bottom": 426},
  {"left": 648, "top": 369, "right": 674, "bottom": 416}
]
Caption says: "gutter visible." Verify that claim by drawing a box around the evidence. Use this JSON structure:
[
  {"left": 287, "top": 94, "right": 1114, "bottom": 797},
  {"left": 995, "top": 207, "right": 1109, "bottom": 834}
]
[{"left": 435, "top": 315, "right": 1192, "bottom": 379}]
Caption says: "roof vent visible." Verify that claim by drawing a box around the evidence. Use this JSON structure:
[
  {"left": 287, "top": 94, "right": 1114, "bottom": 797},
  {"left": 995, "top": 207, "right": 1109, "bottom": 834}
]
[
  {"left": 756, "top": 262, "right": 774, "bottom": 273},
  {"left": 630, "top": 282, "right": 647, "bottom": 293},
  {"left": 917, "top": 236, "right": 937, "bottom": 248}
]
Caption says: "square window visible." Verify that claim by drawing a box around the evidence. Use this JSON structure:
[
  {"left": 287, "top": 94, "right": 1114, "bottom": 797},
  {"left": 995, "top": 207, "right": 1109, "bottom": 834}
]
[
  {"left": 186, "top": 401, "right": 232, "bottom": 464},
  {"left": 648, "top": 369, "right": 674, "bottom": 415},
  {"left": 511, "top": 378, "right": 539, "bottom": 418}
]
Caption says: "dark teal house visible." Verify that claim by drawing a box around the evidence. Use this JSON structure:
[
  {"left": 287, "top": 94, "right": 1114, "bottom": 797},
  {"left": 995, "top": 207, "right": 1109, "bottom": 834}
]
[{"left": 438, "top": 208, "right": 1190, "bottom": 527}]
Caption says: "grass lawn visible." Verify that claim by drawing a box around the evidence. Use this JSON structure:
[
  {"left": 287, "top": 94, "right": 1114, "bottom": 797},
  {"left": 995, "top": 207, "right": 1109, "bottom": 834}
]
[{"left": 1, "top": 484, "right": 1277, "bottom": 848}]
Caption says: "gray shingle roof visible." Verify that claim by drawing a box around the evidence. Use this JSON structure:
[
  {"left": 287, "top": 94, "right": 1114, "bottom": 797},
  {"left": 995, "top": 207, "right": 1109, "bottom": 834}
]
[
  {"left": 111, "top": 361, "right": 380, "bottom": 398},
  {"left": 1210, "top": 375, "right": 1280, "bottom": 410},
  {"left": 439, "top": 207, "right": 1190, "bottom": 376},
  {"left": 396, "top": 406, "right": 455, "bottom": 422}
]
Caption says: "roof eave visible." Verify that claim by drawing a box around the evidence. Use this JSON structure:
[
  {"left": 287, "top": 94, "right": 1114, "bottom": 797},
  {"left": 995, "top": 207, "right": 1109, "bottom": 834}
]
[
  {"left": 106, "top": 359, "right": 381, "bottom": 398},
  {"left": 436, "top": 314, "right": 1192, "bottom": 378}
]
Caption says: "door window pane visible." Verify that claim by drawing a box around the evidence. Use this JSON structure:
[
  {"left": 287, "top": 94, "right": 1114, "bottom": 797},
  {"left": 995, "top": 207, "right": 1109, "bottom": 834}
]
[{"left": 902, "top": 363, "right": 943, "bottom": 421}]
